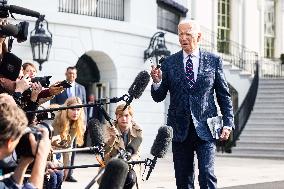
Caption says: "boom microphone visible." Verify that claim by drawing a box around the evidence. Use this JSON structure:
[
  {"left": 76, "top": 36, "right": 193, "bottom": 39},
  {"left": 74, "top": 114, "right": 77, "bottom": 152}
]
[
  {"left": 88, "top": 118, "right": 104, "bottom": 147},
  {"left": 146, "top": 125, "right": 173, "bottom": 180},
  {"left": 0, "top": 22, "right": 29, "bottom": 40},
  {"left": 99, "top": 158, "right": 129, "bottom": 189},
  {"left": 9, "top": 5, "right": 41, "bottom": 18},
  {"left": 123, "top": 71, "right": 150, "bottom": 110}
]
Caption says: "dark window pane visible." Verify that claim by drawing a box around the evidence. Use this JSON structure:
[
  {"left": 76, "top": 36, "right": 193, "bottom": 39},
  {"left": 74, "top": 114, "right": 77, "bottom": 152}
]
[{"left": 157, "top": 6, "right": 180, "bottom": 34}]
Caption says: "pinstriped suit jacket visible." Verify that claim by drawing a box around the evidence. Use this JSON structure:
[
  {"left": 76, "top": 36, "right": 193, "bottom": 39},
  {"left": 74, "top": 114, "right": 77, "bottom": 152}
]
[{"left": 151, "top": 49, "right": 234, "bottom": 142}]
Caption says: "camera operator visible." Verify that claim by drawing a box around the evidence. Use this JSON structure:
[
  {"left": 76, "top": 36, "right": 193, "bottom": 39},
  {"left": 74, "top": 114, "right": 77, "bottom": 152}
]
[
  {"left": 22, "top": 62, "right": 64, "bottom": 105},
  {"left": 0, "top": 93, "right": 51, "bottom": 189}
]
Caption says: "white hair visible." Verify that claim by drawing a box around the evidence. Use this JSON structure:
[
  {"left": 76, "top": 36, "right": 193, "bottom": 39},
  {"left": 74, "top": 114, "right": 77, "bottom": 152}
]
[{"left": 178, "top": 19, "right": 201, "bottom": 34}]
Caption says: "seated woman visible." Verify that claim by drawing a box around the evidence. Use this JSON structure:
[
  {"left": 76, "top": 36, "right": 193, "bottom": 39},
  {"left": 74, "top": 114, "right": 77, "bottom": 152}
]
[{"left": 52, "top": 97, "right": 85, "bottom": 180}]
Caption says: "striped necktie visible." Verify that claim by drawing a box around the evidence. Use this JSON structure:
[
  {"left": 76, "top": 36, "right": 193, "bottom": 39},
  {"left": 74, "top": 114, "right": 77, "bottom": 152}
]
[{"left": 185, "top": 55, "right": 195, "bottom": 88}]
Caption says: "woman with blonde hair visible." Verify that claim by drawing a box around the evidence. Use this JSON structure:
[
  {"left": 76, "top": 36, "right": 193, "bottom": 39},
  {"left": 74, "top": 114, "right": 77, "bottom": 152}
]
[{"left": 52, "top": 97, "right": 85, "bottom": 180}]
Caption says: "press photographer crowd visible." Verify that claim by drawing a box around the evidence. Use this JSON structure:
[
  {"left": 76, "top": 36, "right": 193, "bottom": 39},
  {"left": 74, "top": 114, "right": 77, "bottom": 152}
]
[{"left": 0, "top": 1, "right": 174, "bottom": 189}]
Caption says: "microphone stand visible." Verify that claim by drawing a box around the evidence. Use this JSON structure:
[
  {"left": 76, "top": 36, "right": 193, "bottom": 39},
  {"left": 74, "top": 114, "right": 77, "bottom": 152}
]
[
  {"left": 53, "top": 146, "right": 104, "bottom": 154},
  {"left": 25, "top": 94, "right": 129, "bottom": 114}
]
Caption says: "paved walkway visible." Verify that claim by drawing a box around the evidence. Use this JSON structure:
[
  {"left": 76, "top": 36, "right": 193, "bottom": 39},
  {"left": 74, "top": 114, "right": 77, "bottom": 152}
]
[{"left": 62, "top": 153, "right": 284, "bottom": 189}]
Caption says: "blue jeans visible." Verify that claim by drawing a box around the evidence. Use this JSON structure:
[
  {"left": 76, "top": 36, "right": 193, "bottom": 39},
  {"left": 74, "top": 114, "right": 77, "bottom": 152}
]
[
  {"left": 47, "top": 170, "right": 64, "bottom": 189},
  {"left": 172, "top": 123, "right": 217, "bottom": 189}
]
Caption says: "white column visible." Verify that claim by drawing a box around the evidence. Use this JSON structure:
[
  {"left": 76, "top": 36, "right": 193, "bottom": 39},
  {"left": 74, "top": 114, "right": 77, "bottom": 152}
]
[{"left": 257, "top": 0, "right": 265, "bottom": 57}]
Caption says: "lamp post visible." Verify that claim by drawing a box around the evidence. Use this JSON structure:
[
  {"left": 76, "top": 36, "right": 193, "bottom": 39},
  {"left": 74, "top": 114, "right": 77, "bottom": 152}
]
[
  {"left": 30, "top": 15, "right": 52, "bottom": 71},
  {"left": 144, "top": 32, "right": 171, "bottom": 66}
]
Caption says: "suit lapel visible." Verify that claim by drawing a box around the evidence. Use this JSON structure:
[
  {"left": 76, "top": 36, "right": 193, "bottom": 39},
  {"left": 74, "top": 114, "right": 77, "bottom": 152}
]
[{"left": 63, "top": 89, "right": 69, "bottom": 99}]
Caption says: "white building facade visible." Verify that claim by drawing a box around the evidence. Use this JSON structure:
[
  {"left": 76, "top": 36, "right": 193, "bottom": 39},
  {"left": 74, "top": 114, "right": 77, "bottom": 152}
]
[{"left": 8, "top": 0, "right": 284, "bottom": 154}]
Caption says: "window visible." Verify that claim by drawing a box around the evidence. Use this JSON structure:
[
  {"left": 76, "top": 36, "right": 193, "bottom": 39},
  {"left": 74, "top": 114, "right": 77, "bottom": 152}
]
[
  {"left": 217, "top": 0, "right": 230, "bottom": 54},
  {"left": 157, "top": 0, "right": 188, "bottom": 34},
  {"left": 157, "top": 7, "right": 180, "bottom": 34},
  {"left": 264, "top": 0, "right": 275, "bottom": 58}
]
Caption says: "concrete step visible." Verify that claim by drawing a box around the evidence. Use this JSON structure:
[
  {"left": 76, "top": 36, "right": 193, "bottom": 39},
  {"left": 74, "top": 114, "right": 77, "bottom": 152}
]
[
  {"left": 256, "top": 94, "right": 284, "bottom": 98},
  {"left": 252, "top": 109, "right": 284, "bottom": 114},
  {"left": 257, "top": 87, "right": 284, "bottom": 94},
  {"left": 255, "top": 97, "right": 284, "bottom": 102},
  {"left": 242, "top": 128, "right": 284, "bottom": 135},
  {"left": 239, "top": 135, "right": 284, "bottom": 142},
  {"left": 217, "top": 152, "right": 284, "bottom": 159},
  {"left": 246, "top": 125, "right": 284, "bottom": 130},
  {"left": 236, "top": 141, "right": 284, "bottom": 148},
  {"left": 232, "top": 147, "right": 284, "bottom": 156},
  {"left": 259, "top": 79, "right": 284, "bottom": 85},
  {"left": 249, "top": 115, "right": 284, "bottom": 120},
  {"left": 254, "top": 100, "right": 284, "bottom": 105},
  {"left": 247, "top": 119, "right": 284, "bottom": 127},
  {"left": 249, "top": 112, "right": 284, "bottom": 116},
  {"left": 253, "top": 103, "right": 284, "bottom": 109}
]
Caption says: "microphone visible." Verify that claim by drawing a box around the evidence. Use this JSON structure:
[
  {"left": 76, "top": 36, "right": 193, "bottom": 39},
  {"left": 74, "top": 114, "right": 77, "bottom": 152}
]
[
  {"left": 124, "top": 136, "right": 142, "bottom": 160},
  {"left": 123, "top": 71, "right": 150, "bottom": 110},
  {"left": 87, "top": 118, "right": 104, "bottom": 147},
  {"left": 99, "top": 158, "right": 129, "bottom": 189},
  {"left": 146, "top": 125, "right": 173, "bottom": 180},
  {"left": 9, "top": 5, "right": 41, "bottom": 18},
  {"left": 0, "top": 22, "right": 29, "bottom": 40}
]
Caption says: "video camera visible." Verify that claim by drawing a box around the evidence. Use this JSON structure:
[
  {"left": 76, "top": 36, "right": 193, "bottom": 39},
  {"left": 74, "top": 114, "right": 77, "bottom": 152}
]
[
  {"left": 0, "top": 0, "right": 42, "bottom": 43},
  {"left": 15, "top": 122, "right": 53, "bottom": 157},
  {"left": 31, "top": 76, "right": 52, "bottom": 88}
]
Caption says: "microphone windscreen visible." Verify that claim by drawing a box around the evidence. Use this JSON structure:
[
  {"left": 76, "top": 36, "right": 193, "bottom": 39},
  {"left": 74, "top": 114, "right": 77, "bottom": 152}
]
[
  {"left": 87, "top": 118, "right": 104, "bottom": 146},
  {"left": 0, "top": 24, "right": 19, "bottom": 36},
  {"left": 9, "top": 5, "right": 41, "bottom": 18},
  {"left": 128, "top": 71, "right": 150, "bottom": 99},
  {"left": 126, "top": 136, "right": 142, "bottom": 155},
  {"left": 150, "top": 126, "right": 173, "bottom": 158},
  {"left": 99, "top": 158, "right": 129, "bottom": 189}
]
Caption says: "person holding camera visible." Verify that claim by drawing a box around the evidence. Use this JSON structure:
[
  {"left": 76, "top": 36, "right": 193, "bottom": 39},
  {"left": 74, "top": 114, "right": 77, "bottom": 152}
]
[
  {"left": 52, "top": 97, "right": 85, "bottom": 182},
  {"left": 22, "top": 62, "right": 64, "bottom": 105},
  {"left": 0, "top": 93, "right": 51, "bottom": 189}
]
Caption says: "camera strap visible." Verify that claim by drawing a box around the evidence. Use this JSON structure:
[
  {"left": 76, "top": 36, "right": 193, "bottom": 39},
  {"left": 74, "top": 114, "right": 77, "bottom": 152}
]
[{"left": 8, "top": 37, "right": 13, "bottom": 52}]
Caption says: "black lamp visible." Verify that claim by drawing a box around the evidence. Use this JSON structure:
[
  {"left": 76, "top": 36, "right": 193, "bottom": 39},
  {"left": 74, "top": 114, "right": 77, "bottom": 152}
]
[
  {"left": 30, "top": 15, "right": 52, "bottom": 71},
  {"left": 144, "top": 32, "right": 171, "bottom": 65}
]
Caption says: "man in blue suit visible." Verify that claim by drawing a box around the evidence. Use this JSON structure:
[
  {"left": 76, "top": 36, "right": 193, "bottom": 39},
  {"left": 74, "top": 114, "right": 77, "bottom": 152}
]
[
  {"left": 50, "top": 66, "right": 86, "bottom": 106},
  {"left": 150, "top": 20, "right": 234, "bottom": 189},
  {"left": 50, "top": 66, "right": 86, "bottom": 182}
]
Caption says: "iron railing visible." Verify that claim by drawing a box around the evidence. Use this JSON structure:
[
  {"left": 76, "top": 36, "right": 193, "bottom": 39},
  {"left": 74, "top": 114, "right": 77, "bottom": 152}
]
[
  {"left": 222, "top": 61, "right": 259, "bottom": 153},
  {"left": 259, "top": 58, "right": 284, "bottom": 78},
  {"left": 200, "top": 27, "right": 258, "bottom": 75},
  {"left": 58, "top": 0, "right": 124, "bottom": 21}
]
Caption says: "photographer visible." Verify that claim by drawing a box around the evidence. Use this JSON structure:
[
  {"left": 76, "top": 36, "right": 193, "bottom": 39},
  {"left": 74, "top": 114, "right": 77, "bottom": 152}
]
[
  {"left": 22, "top": 62, "right": 64, "bottom": 105},
  {"left": 0, "top": 93, "right": 51, "bottom": 189}
]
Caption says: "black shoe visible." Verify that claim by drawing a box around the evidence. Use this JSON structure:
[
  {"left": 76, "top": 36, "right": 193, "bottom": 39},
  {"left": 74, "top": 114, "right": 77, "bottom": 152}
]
[{"left": 65, "top": 176, "right": 78, "bottom": 182}]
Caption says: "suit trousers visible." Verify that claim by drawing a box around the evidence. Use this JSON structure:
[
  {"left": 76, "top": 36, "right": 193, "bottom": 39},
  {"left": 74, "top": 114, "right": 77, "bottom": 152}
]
[
  {"left": 67, "top": 138, "right": 77, "bottom": 178},
  {"left": 172, "top": 120, "right": 217, "bottom": 189}
]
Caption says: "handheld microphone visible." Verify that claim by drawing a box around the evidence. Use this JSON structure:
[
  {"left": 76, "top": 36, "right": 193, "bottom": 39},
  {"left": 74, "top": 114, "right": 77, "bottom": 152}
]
[
  {"left": 99, "top": 158, "right": 129, "bottom": 189},
  {"left": 123, "top": 71, "right": 150, "bottom": 111},
  {"left": 9, "top": 5, "right": 41, "bottom": 18},
  {"left": 156, "top": 57, "right": 165, "bottom": 69},
  {"left": 124, "top": 136, "right": 142, "bottom": 160},
  {"left": 146, "top": 125, "right": 173, "bottom": 180}
]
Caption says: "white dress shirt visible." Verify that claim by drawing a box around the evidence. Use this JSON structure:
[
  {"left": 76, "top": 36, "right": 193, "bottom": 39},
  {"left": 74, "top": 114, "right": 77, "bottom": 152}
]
[{"left": 153, "top": 48, "right": 200, "bottom": 90}]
